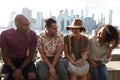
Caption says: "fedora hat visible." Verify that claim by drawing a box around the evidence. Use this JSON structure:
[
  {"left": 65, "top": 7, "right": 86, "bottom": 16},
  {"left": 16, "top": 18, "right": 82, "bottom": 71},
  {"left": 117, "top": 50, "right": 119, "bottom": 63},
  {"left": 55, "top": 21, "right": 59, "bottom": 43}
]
[{"left": 66, "top": 19, "right": 86, "bottom": 32}]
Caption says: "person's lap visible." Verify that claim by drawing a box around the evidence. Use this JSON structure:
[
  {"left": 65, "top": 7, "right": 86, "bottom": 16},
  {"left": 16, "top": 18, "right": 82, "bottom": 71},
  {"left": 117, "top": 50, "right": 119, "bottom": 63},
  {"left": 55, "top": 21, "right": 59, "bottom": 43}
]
[
  {"left": 1, "top": 60, "right": 36, "bottom": 80},
  {"left": 90, "top": 64, "right": 107, "bottom": 80},
  {"left": 36, "top": 60, "right": 69, "bottom": 80}
]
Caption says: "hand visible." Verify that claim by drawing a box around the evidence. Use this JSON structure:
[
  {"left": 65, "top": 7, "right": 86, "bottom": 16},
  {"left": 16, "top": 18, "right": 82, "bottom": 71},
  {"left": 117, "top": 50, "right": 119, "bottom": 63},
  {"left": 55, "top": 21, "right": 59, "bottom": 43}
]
[
  {"left": 13, "top": 68, "right": 23, "bottom": 79},
  {"left": 82, "top": 52, "right": 88, "bottom": 60},
  {"left": 73, "top": 60, "right": 84, "bottom": 67},
  {"left": 49, "top": 66, "right": 57, "bottom": 80},
  {"left": 109, "top": 39, "right": 116, "bottom": 49},
  {"left": 90, "top": 61, "right": 97, "bottom": 67}
]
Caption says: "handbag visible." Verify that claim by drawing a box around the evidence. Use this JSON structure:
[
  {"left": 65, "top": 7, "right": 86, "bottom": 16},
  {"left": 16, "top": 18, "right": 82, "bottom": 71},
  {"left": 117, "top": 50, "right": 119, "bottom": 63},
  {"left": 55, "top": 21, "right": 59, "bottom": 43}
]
[
  {"left": 68, "top": 59, "right": 89, "bottom": 76},
  {"left": 67, "top": 35, "right": 89, "bottom": 76}
]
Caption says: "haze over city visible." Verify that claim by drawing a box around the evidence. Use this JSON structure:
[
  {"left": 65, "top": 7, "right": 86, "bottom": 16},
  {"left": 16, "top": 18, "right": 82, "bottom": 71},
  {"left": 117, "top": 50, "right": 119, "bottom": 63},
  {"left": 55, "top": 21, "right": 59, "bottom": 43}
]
[{"left": 0, "top": 0, "right": 120, "bottom": 26}]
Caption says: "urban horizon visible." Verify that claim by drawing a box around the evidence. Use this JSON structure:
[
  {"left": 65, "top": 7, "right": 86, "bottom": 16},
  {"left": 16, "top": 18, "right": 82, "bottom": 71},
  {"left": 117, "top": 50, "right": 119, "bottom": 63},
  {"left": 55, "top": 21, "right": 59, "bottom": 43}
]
[{"left": 0, "top": 7, "right": 120, "bottom": 35}]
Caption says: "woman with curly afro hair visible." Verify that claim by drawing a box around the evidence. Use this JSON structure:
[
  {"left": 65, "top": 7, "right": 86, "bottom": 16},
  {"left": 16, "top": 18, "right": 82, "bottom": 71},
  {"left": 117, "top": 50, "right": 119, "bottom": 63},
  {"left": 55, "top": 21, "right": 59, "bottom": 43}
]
[{"left": 88, "top": 24, "right": 119, "bottom": 80}]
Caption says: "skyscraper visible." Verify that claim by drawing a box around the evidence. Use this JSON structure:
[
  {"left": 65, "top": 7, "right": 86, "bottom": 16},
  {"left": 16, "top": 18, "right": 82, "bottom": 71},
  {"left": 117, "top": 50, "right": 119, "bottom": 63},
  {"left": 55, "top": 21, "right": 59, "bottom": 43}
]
[
  {"left": 109, "top": 9, "right": 113, "bottom": 25},
  {"left": 22, "top": 8, "right": 32, "bottom": 21}
]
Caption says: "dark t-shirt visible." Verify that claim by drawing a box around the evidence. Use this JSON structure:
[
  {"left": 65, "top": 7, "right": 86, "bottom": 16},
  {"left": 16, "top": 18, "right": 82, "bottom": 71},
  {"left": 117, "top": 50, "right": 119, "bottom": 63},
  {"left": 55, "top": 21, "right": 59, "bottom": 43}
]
[
  {"left": 64, "top": 34, "right": 89, "bottom": 59},
  {"left": 1, "top": 28, "right": 37, "bottom": 59}
]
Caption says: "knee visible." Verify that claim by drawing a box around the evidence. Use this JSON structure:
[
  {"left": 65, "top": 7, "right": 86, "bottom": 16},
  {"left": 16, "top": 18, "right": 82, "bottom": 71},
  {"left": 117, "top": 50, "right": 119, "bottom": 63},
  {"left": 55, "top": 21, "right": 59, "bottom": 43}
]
[
  {"left": 28, "top": 72, "right": 36, "bottom": 79},
  {"left": 39, "top": 73, "right": 48, "bottom": 80},
  {"left": 59, "top": 70, "right": 69, "bottom": 79}
]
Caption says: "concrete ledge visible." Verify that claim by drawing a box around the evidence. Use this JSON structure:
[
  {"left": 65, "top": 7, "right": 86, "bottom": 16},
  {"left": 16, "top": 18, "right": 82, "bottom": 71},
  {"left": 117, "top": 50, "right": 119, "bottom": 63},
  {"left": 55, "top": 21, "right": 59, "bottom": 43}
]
[
  {"left": 106, "top": 61, "right": 120, "bottom": 71},
  {"left": 106, "top": 61, "right": 120, "bottom": 80},
  {"left": 111, "top": 54, "right": 120, "bottom": 61}
]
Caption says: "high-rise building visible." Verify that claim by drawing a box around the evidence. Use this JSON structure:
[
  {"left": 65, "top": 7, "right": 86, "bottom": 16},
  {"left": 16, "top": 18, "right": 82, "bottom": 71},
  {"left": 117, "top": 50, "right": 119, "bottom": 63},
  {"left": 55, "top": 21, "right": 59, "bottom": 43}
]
[
  {"left": 63, "top": 9, "right": 70, "bottom": 29},
  {"left": 85, "top": 6, "right": 89, "bottom": 17},
  {"left": 9, "top": 11, "right": 16, "bottom": 28},
  {"left": 36, "top": 12, "right": 43, "bottom": 31},
  {"left": 22, "top": 8, "right": 32, "bottom": 21},
  {"left": 83, "top": 17, "right": 96, "bottom": 34},
  {"left": 81, "top": 9, "right": 84, "bottom": 20},
  {"left": 109, "top": 9, "right": 113, "bottom": 25},
  {"left": 101, "top": 13, "right": 105, "bottom": 24},
  {"left": 70, "top": 9, "right": 75, "bottom": 23},
  {"left": 57, "top": 10, "right": 64, "bottom": 31}
]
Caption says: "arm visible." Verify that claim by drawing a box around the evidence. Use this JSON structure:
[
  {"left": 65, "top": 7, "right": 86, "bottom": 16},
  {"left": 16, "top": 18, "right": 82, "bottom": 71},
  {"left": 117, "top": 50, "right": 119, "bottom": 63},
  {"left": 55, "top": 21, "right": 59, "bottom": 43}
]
[
  {"left": 2, "top": 49, "right": 16, "bottom": 71},
  {"left": 52, "top": 43, "right": 63, "bottom": 67},
  {"left": 1, "top": 33, "right": 16, "bottom": 71},
  {"left": 52, "top": 34, "right": 64, "bottom": 67},
  {"left": 20, "top": 33, "right": 37, "bottom": 70},
  {"left": 38, "top": 47, "right": 53, "bottom": 68},
  {"left": 37, "top": 36, "right": 56, "bottom": 78},
  {"left": 87, "top": 38, "right": 97, "bottom": 67},
  {"left": 103, "top": 40, "right": 116, "bottom": 63},
  {"left": 64, "top": 43, "right": 74, "bottom": 64}
]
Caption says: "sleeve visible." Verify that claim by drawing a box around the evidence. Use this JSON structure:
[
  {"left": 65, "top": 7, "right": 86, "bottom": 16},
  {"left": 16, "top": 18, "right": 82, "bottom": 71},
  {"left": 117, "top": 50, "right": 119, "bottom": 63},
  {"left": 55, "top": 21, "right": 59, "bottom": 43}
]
[
  {"left": 1, "top": 32, "right": 9, "bottom": 51},
  {"left": 37, "top": 35, "right": 43, "bottom": 49},
  {"left": 64, "top": 35, "right": 69, "bottom": 45},
  {"left": 58, "top": 34, "right": 64, "bottom": 47},
  {"left": 30, "top": 32, "right": 37, "bottom": 49},
  {"left": 81, "top": 36, "right": 89, "bottom": 49},
  {"left": 103, "top": 50, "right": 112, "bottom": 63},
  {"left": 87, "top": 38, "right": 92, "bottom": 54}
]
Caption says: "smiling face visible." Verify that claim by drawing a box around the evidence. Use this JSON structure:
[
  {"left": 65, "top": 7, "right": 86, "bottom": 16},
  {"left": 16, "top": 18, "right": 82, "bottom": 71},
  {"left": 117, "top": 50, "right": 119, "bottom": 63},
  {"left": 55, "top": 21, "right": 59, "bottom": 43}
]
[
  {"left": 71, "top": 28, "right": 80, "bottom": 35},
  {"left": 96, "top": 26, "right": 106, "bottom": 43},
  {"left": 46, "top": 23, "right": 58, "bottom": 37}
]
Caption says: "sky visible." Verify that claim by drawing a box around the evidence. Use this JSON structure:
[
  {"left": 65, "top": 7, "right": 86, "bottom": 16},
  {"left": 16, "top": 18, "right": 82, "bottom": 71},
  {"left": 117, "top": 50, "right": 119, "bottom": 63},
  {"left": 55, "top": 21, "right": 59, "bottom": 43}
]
[{"left": 0, "top": 0, "right": 120, "bottom": 26}]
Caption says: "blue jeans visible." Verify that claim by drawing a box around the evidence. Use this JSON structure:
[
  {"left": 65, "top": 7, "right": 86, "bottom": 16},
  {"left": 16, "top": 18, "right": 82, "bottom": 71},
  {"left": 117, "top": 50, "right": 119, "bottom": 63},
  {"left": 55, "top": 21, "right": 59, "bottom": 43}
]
[
  {"left": 90, "top": 64, "right": 108, "bottom": 80},
  {"left": 36, "top": 57, "right": 69, "bottom": 80}
]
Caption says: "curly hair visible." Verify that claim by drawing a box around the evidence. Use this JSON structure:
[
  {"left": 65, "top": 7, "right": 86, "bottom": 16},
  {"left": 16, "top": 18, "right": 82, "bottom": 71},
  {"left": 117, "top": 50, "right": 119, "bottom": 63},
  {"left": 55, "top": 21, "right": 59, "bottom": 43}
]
[{"left": 96, "top": 24, "right": 119, "bottom": 47}]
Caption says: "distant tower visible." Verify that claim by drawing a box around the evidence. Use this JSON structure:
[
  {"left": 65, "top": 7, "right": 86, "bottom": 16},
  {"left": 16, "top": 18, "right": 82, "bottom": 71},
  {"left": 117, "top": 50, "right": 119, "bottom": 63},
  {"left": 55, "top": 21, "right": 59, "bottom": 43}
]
[
  {"left": 36, "top": 12, "right": 43, "bottom": 30},
  {"left": 70, "top": 9, "right": 74, "bottom": 23},
  {"left": 92, "top": 13, "right": 94, "bottom": 20},
  {"left": 57, "top": 10, "right": 64, "bottom": 31},
  {"left": 109, "top": 9, "right": 113, "bottom": 25},
  {"left": 85, "top": 6, "right": 89, "bottom": 17},
  {"left": 101, "top": 13, "right": 105, "bottom": 24},
  {"left": 81, "top": 9, "right": 84, "bottom": 20},
  {"left": 49, "top": 10, "right": 52, "bottom": 17},
  {"left": 64, "top": 9, "right": 69, "bottom": 29},
  {"left": 9, "top": 11, "right": 16, "bottom": 28},
  {"left": 22, "top": 8, "right": 32, "bottom": 21}
]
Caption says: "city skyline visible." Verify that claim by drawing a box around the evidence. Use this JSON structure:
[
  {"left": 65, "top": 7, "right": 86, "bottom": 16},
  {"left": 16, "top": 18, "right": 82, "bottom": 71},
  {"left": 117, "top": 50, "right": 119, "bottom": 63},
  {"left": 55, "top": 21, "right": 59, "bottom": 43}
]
[{"left": 0, "top": 0, "right": 120, "bottom": 26}]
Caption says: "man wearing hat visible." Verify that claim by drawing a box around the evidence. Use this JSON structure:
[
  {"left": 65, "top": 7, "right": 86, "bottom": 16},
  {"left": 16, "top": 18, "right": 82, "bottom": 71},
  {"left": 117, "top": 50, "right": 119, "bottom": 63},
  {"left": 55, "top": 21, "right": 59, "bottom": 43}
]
[{"left": 64, "top": 19, "right": 89, "bottom": 80}]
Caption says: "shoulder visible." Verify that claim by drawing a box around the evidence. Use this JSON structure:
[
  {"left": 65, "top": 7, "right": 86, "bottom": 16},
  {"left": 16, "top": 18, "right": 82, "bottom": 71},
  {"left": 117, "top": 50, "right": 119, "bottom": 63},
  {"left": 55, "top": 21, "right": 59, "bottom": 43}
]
[
  {"left": 38, "top": 31, "right": 45, "bottom": 38},
  {"left": 89, "top": 37, "right": 97, "bottom": 45},
  {"left": 37, "top": 31, "right": 45, "bottom": 40},
  {"left": 1, "top": 28, "right": 15, "bottom": 36},
  {"left": 29, "top": 30, "right": 36, "bottom": 36},
  {"left": 64, "top": 33, "right": 72, "bottom": 38},
  {"left": 89, "top": 36, "right": 96, "bottom": 41},
  {"left": 56, "top": 32, "right": 64, "bottom": 38},
  {"left": 81, "top": 34, "right": 89, "bottom": 41},
  {"left": 64, "top": 34, "right": 72, "bottom": 43}
]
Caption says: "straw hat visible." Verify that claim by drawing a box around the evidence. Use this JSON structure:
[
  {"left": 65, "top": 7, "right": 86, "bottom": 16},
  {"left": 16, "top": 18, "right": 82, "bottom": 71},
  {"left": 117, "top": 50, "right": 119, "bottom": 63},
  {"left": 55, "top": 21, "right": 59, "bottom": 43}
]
[{"left": 66, "top": 19, "right": 86, "bottom": 32}]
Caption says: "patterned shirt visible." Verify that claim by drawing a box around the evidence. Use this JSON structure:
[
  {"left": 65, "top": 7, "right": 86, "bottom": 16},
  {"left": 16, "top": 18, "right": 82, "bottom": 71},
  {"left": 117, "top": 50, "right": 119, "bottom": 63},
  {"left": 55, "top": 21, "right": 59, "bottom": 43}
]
[
  {"left": 37, "top": 31, "right": 64, "bottom": 57},
  {"left": 1, "top": 28, "right": 37, "bottom": 59}
]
